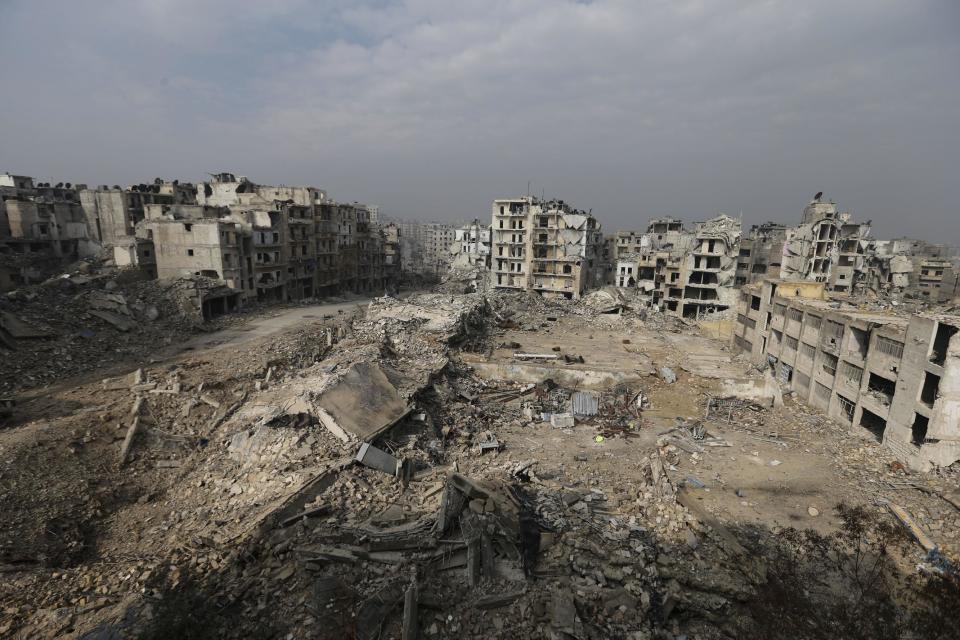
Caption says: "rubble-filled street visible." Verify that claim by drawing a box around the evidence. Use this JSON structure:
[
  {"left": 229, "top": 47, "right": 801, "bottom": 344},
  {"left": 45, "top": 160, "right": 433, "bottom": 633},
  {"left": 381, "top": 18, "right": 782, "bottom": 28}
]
[{"left": 1, "top": 287, "right": 958, "bottom": 639}]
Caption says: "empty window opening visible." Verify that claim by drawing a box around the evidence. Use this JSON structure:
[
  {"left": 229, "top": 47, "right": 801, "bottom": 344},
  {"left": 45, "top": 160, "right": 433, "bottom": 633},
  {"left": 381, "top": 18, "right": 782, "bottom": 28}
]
[
  {"left": 837, "top": 394, "right": 856, "bottom": 423},
  {"left": 867, "top": 372, "right": 896, "bottom": 405},
  {"left": 859, "top": 408, "right": 887, "bottom": 442},
  {"left": 921, "top": 371, "right": 941, "bottom": 408},
  {"left": 751, "top": 295, "right": 761, "bottom": 311},
  {"left": 187, "top": 249, "right": 194, "bottom": 256},
  {"left": 911, "top": 413, "right": 929, "bottom": 447},
  {"left": 848, "top": 327, "right": 869, "bottom": 358},
  {"left": 930, "top": 323, "right": 958, "bottom": 366},
  {"left": 821, "top": 353, "right": 838, "bottom": 377}
]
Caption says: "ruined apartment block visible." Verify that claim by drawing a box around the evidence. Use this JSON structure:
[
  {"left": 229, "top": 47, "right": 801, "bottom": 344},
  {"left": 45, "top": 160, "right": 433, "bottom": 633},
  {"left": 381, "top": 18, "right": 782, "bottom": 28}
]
[
  {"left": 612, "top": 215, "right": 740, "bottom": 317},
  {"left": 735, "top": 222, "right": 788, "bottom": 285},
  {"left": 451, "top": 221, "right": 491, "bottom": 270},
  {"left": 861, "top": 237, "right": 960, "bottom": 302},
  {"left": 737, "top": 196, "right": 872, "bottom": 293},
  {"left": 1, "top": 173, "right": 93, "bottom": 289},
  {"left": 733, "top": 278, "right": 960, "bottom": 470},
  {"left": 737, "top": 197, "right": 958, "bottom": 303},
  {"left": 491, "top": 197, "right": 604, "bottom": 299},
  {"left": 382, "top": 222, "right": 402, "bottom": 292},
  {"left": 80, "top": 180, "right": 194, "bottom": 246}
]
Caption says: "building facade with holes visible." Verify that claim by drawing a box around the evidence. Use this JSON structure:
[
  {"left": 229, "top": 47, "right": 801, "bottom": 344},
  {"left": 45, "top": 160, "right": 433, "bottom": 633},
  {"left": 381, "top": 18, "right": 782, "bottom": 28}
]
[
  {"left": 732, "top": 278, "right": 960, "bottom": 471},
  {"left": 490, "top": 196, "right": 604, "bottom": 299}
]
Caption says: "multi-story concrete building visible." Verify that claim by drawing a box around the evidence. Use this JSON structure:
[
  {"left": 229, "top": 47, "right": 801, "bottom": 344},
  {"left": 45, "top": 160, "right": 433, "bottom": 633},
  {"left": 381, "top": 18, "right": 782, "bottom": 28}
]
[
  {"left": 1, "top": 174, "right": 93, "bottom": 289},
  {"left": 392, "top": 220, "right": 457, "bottom": 281},
  {"left": 859, "top": 238, "right": 959, "bottom": 303},
  {"left": 732, "top": 278, "right": 960, "bottom": 471},
  {"left": 736, "top": 196, "right": 871, "bottom": 294},
  {"left": 452, "top": 221, "right": 491, "bottom": 270},
  {"left": 491, "top": 197, "right": 604, "bottom": 299},
  {"left": 612, "top": 215, "right": 740, "bottom": 317},
  {"left": 746, "top": 196, "right": 872, "bottom": 293},
  {"left": 382, "top": 223, "right": 402, "bottom": 292},
  {"left": 80, "top": 181, "right": 194, "bottom": 246},
  {"left": 141, "top": 203, "right": 249, "bottom": 296},
  {"left": 735, "top": 222, "right": 788, "bottom": 286}
]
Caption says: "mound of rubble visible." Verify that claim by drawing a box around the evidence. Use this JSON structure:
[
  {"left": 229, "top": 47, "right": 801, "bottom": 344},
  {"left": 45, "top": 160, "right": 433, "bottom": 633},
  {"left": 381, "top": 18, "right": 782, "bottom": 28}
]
[{"left": 3, "top": 289, "right": 959, "bottom": 640}]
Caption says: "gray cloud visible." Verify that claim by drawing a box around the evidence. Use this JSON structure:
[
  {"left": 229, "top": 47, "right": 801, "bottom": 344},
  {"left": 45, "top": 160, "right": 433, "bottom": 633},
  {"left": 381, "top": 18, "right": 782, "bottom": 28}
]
[{"left": 1, "top": 0, "right": 958, "bottom": 242}]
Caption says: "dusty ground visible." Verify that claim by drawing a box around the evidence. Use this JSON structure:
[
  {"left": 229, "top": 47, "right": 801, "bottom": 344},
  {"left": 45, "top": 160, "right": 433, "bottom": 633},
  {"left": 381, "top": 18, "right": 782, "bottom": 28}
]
[{"left": 1, "top": 293, "right": 958, "bottom": 639}]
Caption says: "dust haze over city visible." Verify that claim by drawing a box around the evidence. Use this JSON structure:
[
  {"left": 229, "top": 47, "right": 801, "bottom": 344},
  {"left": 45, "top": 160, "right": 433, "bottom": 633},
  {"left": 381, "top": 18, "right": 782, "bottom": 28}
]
[
  {"left": 3, "top": 2, "right": 960, "bottom": 640},
  {"left": 1, "top": 0, "right": 959, "bottom": 241}
]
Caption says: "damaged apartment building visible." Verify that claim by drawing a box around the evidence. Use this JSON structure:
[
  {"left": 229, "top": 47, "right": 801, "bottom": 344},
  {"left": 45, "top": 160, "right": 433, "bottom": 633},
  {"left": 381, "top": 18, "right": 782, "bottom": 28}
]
[
  {"left": 612, "top": 214, "right": 742, "bottom": 318},
  {"left": 128, "top": 173, "right": 388, "bottom": 308},
  {"left": 733, "top": 278, "right": 960, "bottom": 470},
  {"left": 736, "top": 195, "right": 872, "bottom": 292},
  {"left": 859, "top": 237, "right": 960, "bottom": 302},
  {"left": 491, "top": 196, "right": 604, "bottom": 299},
  {"left": 737, "top": 194, "right": 957, "bottom": 302},
  {"left": 450, "top": 220, "right": 492, "bottom": 270},
  {"left": 1, "top": 173, "right": 95, "bottom": 290}
]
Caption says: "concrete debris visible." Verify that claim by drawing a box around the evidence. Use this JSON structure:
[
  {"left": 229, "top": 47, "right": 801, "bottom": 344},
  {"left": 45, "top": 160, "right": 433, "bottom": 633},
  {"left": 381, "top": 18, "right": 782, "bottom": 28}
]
[
  {"left": 550, "top": 412, "right": 576, "bottom": 429},
  {"left": 3, "top": 272, "right": 960, "bottom": 640},
  {"left": 659, "top": 366, "right": 677, "bottom": 384},
  {"left": 355, "top": 442, "right": 402, "bottom": 476}
]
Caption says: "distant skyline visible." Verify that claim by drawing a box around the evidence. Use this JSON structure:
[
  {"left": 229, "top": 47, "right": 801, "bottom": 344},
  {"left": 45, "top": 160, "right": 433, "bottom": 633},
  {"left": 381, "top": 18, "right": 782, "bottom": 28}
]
[{"left": 1, "top": 1, "right": 958, "bottom": 245}]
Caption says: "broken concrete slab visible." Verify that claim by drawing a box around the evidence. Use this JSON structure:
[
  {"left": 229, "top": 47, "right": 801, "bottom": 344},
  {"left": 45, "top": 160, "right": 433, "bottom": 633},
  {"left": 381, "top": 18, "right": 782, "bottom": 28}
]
[
  {"left": 314, "top": 361, "right": 412, "bottom": 442},
  {"left": 88, "top": 309, "right": 136, "bottom": 332},
  {"left": 355, "top": 442, "right": 402, "bottom": 476},
  {"left": 719, "top": 370, "right": 783, "bottom": 408},
  {"left": 659, "top": 366, "right": 677, "bottom": 383},
  {"left": 550, "top": 413, "right": 575, "bottom": 429},
  {"left": 0, "top": 310, "right": 54, "bottom": 341}
]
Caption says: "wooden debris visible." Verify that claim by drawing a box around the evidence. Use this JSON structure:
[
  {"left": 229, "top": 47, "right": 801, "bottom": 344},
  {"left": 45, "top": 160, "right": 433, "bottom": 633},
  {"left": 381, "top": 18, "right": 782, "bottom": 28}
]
[
  {"left": 402, "top": 579, "right": 418, "bottom": 640},
  {"left": 886, "top": 502, "right": 937, "bottom": 552},
  {"left": 118, "top": 416, "right": 141, "bottom": 465}
]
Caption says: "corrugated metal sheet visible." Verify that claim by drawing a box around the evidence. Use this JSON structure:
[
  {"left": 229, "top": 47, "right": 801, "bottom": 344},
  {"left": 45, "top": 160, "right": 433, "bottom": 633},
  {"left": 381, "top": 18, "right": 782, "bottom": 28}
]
[{"left": 571, "top": 391, "right": 599, "bottom": 416}]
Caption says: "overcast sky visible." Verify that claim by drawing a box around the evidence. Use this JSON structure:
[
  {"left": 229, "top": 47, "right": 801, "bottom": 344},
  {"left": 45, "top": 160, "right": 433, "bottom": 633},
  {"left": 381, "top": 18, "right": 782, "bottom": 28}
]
[{"left": 1, "top": 1, "right": 957, "bottom": 242}]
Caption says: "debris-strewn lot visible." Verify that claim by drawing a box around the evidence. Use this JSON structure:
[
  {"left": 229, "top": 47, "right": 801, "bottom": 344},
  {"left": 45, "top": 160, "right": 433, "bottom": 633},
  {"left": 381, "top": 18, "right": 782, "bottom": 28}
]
[{"left": 1, "top": 289, "right": 958, "bottom": 639}]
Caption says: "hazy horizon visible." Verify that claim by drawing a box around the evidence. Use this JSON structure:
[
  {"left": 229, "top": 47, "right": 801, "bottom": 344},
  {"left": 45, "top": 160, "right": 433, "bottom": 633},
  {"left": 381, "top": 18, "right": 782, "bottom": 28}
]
[{"left": 1, "top": 1, "right": 958, "bottom": 245}]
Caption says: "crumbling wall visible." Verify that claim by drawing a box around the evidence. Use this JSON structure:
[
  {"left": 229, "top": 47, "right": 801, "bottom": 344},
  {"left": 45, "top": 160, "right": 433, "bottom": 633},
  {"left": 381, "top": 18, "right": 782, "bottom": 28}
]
[{"left": 924, "top": 333, "right": 960, "bottom": 466}]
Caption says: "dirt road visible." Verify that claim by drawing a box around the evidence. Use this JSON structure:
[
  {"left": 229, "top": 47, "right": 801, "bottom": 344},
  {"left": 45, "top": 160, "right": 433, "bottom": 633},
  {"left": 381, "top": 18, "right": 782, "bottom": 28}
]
[{"left": 7, "top": 297, "right": 372, "bottom": 405}]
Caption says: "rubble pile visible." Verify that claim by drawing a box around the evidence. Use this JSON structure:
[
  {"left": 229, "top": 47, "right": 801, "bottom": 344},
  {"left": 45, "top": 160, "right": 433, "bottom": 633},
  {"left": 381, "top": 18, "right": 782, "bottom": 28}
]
[
  {"left": 0, "top": 272, "right": 241, "bottom": 393},
  {"left": 2, "top": 288, "right": 960, "bottom": 639}
]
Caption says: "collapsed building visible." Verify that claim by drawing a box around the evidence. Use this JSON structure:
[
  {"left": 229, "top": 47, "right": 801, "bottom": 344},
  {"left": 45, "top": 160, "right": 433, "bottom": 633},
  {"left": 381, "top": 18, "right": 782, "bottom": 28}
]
[
  {"left": 1, "top": 170, "right": 396, "bottom": 307},
  {"left": 0, "top": 173, "right": 96, "bottom": 289},
  {"left": 381, "top": 222, "right": 403, "bottom": 293},
  {"left": 736, "top": 195, "right": 873, "bottom": 293},
  {"left": 733, "top": 278, "right": 960, "bottom": 470},
  {"left": 737, "top": 195, "right": 958, "bottom": 304},
  {"left": 451, "top": 220, "right": 491, "bottom": 271},
  {"left": 612, "top": 215, "right": 741, "bottom": 318},
  {"left": 491, "top": 196, "right": 604, "bottom": 299},
  {"left": 860, "top": 237, "right": 960, "bottom": 302},
  {"left": 735, "top": 222, "right": 788, "bottom": 285},
  {"left": 79, "top": 179, "right": 196, "bottom": 247}
]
